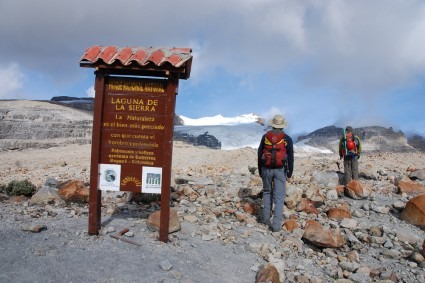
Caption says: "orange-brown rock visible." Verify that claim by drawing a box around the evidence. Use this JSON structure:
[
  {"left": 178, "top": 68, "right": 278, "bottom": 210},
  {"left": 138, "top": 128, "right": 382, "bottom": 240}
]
[
  {"left": 345, "top": 180, "right": 372, "bottom": 199},
  {"left": 146, "top": 208, "right": 181, "bottom": 233},
  {"left": 296, "top": 198, "right": 319, "bottom": 215},
  {"left": 255, "top": 263, "right": 280, "bottom": 283},
  {"left": 400, "top": 194, "right": 425, "bottom": 229},
  {"left": 335, "top": 200, "right": 350, "bottom": 210},
  {"left": 58, "top": 180, "right": 89, "bottom": 203},
  {"left": 397, "top": 176, "right": 425, "bottom": 195},
  {"left": 235, "top": 212, "right": 247, "bottom": 221},
  {"left": 335, "top": 185, "right": 345, "bottom": 197},
  {"left": 302, "top": 220, "right": 346, "bottom": 248},
  {"left": 289, "top": 214, "right": 298, "bottom": 220},
  {"left": 243, "top": 201, "right": 257, "bottom": 215},
  {"left": 6, "top": 195, "right": 27, "bottom": 203},
  {"left": 327, "top": 207, "right": 352, "bottom": 220},
  {"left": 284, "top": 219, "right": 300, "bottom": 232}
]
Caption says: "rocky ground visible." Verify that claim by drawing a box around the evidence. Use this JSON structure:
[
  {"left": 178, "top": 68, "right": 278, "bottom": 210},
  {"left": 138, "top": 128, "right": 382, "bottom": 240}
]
[{"left": 0, "top": 142, "right": 425, "bottom": 283}]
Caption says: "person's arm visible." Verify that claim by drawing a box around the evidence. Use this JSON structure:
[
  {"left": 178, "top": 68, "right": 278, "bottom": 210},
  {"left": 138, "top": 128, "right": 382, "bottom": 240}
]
[
  {"left": 285, "top": 135, "right": 294, "bottom": 178},
  {"left": 257, "top": 135, "right": 265, "bottom": 176},
  {"left": 355, "top": 135, "right": 362, "bottom": 156}
]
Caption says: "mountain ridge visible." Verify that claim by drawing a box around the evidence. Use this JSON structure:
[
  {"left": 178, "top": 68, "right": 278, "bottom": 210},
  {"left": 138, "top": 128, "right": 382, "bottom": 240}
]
[
  {"left": 0, "top": 99, "right": 423, "bottom": 152},
  {"left": 296, "top": 125, "right": 417, "bottom": 153}
]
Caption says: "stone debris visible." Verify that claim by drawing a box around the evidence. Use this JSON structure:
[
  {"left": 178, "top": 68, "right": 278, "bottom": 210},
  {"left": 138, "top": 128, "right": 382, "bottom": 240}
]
[
  {"left": 22, "top": 224, "right": 47, "bottom": 233},
  {"left": 1, "top": 149, "right": 425, "bottom": 282},
  {"left": 159, "top": 260, "right": 173, "bottom": 271}
]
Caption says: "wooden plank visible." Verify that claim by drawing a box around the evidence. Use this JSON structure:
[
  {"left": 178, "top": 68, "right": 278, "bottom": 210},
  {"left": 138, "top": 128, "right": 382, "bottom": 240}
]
[
  {"left": 159, "top": 73, "right": 179, "bottom": 243},
  {"left": 88, "top": 71, "right": 106, "bottom": 235}
]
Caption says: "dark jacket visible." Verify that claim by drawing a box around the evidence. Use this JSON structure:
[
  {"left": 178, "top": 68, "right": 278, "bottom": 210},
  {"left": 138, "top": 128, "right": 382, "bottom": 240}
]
[{"left": 257, "top": 129, "right": 294, "bottom": 178}]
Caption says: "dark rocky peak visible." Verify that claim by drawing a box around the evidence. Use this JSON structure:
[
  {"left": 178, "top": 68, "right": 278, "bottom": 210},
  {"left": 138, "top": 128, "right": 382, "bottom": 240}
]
[
  {"left": 408, "top": 134, "right": 425, "bottom": 152},
  {"left": 174, "top": 115, "right": 184, "bottom": 126},
  {"left": 297, "top": 126, "right": 341, "bottom": 141},
  {"left": 297, "top": 125, "right": 417, "bottom": 153},
  {"left": 49, "top": 96, "right": 94, "bottom": 111},
  {"left": 51, "top": 96, "right": 94, "bottom": 102},
  {"left": 173, "top": 131, "right": 221, "bottom": 149},
  {"left": 298, "top": 125, "right": 406, "bottom": 142},
  {"left": 355, "top": 126, "right": 405, "bottom": 140}
]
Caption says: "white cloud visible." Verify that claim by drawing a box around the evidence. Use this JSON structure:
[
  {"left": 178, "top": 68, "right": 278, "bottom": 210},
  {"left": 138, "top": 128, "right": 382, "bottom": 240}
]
[
  {"left": 0, "top": 0, "right": 424, "bottom": 135},
  {"left": 0, "top": 63, "right": 24, "bottom": 98},
  {"left": 86, "top": 86, "right": 95, "bottom": 98},
  {"left": 261, "top": 107, "right": 287, "bottom": 126}
]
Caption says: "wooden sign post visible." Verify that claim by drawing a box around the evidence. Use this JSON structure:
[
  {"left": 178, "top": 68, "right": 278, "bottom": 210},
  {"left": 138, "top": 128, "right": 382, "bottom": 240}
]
[{"left": 80, "top": 46, "right": 192, "bottom": 242}]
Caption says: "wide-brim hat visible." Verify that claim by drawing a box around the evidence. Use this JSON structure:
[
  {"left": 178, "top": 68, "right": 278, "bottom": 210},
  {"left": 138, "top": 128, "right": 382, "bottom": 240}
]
[
  {"left": 345, "top": 126, "right": 354, "bottom": 132},
  {"left": 270, "top": 114, "right": 287, "bottom": 129}
]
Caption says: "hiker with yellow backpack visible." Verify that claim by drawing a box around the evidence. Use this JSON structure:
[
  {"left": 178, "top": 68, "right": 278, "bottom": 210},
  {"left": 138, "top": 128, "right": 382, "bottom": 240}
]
[
  {"left": 257, "top": 114, "right": 294, "bottom": 232},
  {"left": 338, "top": 126, "right": 362, "bottom": 185}
]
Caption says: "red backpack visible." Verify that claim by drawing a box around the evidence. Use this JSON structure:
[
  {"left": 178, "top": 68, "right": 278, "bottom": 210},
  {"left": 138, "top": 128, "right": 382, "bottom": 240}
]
[
  {"left": 341, "top": 132, "right": 358, "bottom": 156},
  {"left": 261, "top": 131, "right": 287, "bottom": 168}
]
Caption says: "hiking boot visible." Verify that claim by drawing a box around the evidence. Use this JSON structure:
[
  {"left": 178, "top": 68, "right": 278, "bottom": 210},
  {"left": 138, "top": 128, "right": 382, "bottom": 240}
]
[
  {"left": 261, "top": 218, "right": 271, "bottom": 227},
  {"left": 270, "top": 225, "right": 281, "bottom": 232}
]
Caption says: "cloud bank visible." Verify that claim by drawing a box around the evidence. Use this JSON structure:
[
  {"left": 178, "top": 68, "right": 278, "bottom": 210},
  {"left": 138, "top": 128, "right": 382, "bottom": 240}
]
[{"left": 0, "top": 0, "right": 424, "bottom": 135}]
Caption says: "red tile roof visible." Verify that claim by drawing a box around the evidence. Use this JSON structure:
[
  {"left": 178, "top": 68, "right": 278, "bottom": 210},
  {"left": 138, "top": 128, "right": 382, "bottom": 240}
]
[{"left": 80, "top": 45, "right": 192, "bottom": 79}]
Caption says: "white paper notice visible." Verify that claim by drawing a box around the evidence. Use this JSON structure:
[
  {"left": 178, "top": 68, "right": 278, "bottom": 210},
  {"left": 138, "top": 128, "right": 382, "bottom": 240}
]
[
  {"left": 142, "top": 166, "right": 162, "bottom": 194},
  {"left": 99, "top": 164, "right": 121, "bottom": 191}
]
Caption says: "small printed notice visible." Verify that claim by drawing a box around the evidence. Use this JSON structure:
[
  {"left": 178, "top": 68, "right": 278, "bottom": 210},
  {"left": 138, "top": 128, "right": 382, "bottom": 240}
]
[
  {"left": 142, "top": 166, "right": 162, "bottom": 194},
  {"left": 99, "top": 164, "right": 121, "bottom": 191}
]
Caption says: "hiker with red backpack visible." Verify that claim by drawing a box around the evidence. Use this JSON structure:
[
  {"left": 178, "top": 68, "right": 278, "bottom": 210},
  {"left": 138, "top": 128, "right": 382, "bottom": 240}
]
[
  {"left": 338, "top": 126, "right": 362, "bottom": 185},
  {"left": 257, "top": 114, "right": 294, "bottom": 232}
]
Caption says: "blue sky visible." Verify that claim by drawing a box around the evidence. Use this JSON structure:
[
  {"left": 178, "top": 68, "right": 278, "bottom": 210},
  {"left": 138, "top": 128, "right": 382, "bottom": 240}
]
[{"left": 1, "top": 0, "right": 424, "bottom": 137}]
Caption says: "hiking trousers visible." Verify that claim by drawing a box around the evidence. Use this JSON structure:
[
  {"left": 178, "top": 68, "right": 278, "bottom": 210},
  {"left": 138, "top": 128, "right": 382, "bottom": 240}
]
[
  {"left": 260, "top": 167, "right": 286, "bottom": 231},
  {"left": 344, "top": 155, "right": 359, "bottom": 184}
]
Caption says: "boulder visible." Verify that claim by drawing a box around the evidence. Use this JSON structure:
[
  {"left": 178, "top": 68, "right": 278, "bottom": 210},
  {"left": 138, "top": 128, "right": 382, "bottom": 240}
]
[
  {"left": 335, "top": 185, "right": 345, "bottom": 197},
  {"left": 285, "top": 190, "right": 302, "bottom": 209},
  {"left": 409, "top": 169, "right": 425, "bottom": 181},
  {"left": 396, "top": 176, "right": 425, "bottom": 195},
  {"left": 283, "top": 219, "right": 300, "bottom": 232},
  {"left": 302, "top": 220, "right": 346, "bottom": 248},
  {"left": 296, "top": 198, "right": 319, "bottom": 215},
  {"left": 6, "top": 195, "right": 27, "bottom": 203},
  {"left": 344, "top": 180, "right": 372, "bottom": 199},
  {"left": 146, "top": 208, "right": 181, "bottom": 233},
  {"left": 395, "top": 227, "right": 421, "bottom": 246},
  {"left": 327, "top": 207, "right": 352, "bottom": 220},
  {"left": 58, "top": 180, "right": 89, "bottom": 203},
  {"left": 30, "top": 186, "right": 64, "bottom": 205},
  {"left": 255, "top": 263, "right": 280, "bottom": 283},
  {"left": 400, "top": 194, "right": 425, "bottom": 229},
  {"left": 359, "top": 163, "right": 379, "bottom": 180},
  {"left": 311, "top": 170, "right": 339, "bottom": 187}
]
